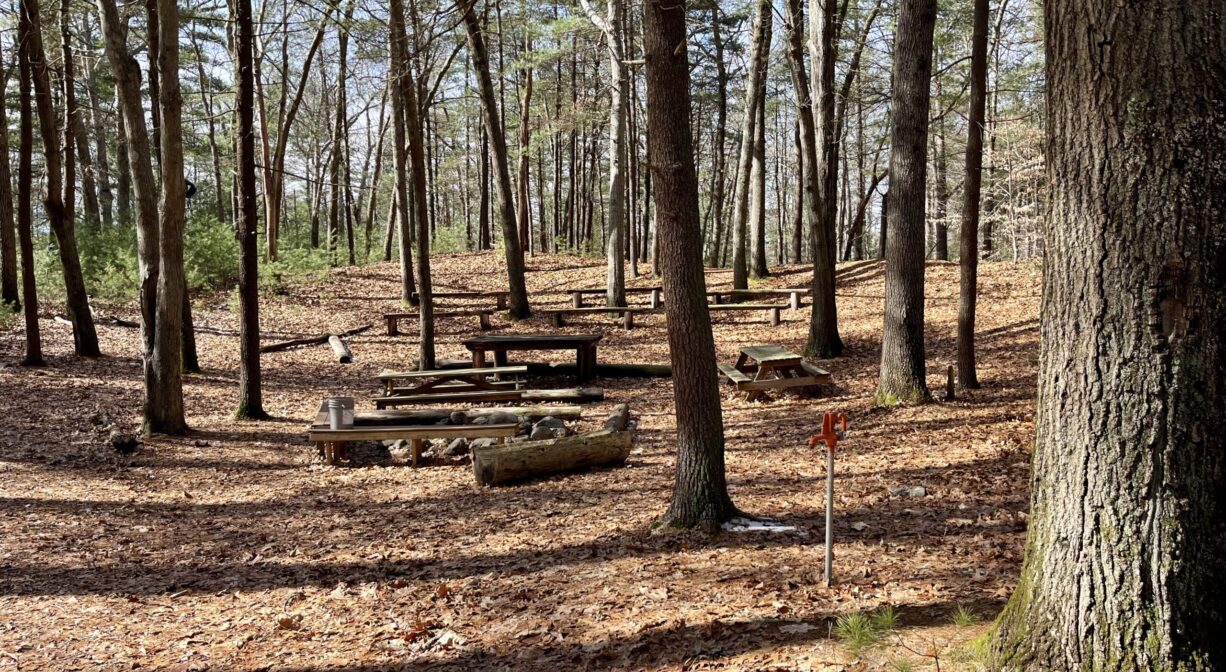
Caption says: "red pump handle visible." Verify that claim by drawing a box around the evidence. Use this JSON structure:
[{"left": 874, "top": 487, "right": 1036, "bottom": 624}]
[{"left": 807, "top": 412, "right": 848, "bottom": 452}]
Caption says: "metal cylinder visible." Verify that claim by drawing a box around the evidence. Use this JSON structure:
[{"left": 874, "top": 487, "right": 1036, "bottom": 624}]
[{"left": 328, "top": 398, "right": 344, "bottom": 430}]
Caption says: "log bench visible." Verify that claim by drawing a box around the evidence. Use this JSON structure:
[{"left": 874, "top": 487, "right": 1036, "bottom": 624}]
[
  {"left": 568, "top": 286, "right": 663, "bottom": 308},
  {"left": 308, "top": 398, "right": 517, "bottom": 465},
  {"left": 708, "top": 288, "right": 809, "bottom": 310},
  {"left": 376, "top": 365, "right": 527, "bottom": 396},
  {"left": 409, "top": 289, "right": 509, "bottom": 310},
  {"left": 546, "top": 306, "right": 657, "bottom": 329},
  {"left": 373, "top": 386, "right": 605, "bottom": 409},
  {"left": 707, "top": 303, "right": 787, "bottom": 326},
  {"left": 472, "top": 404, "right": 632, "bottom": 485},
  {"left": 384, "top": 309, "right": 492, "bottom": 336}
]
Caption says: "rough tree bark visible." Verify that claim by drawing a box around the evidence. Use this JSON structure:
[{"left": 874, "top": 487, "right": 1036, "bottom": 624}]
[
  {"left": 956, "top": 0, "right": 986, "bottom": 390},
  {"left": 22, "top": 0, "right": 100, "bottom": 358},
  {"left": 877, "top": 0, "right": 936, "bottom": 404},
  {"left": 988, "top": 2, "right": 1225, "bottom": 668},
  {"left": 0, "top": 46, "right": 18, "bottom": 308},
  {"left": 234, "top": 0, "right": 266, "bottom": 419},
  {"left": 388, "top": 0, "right": 418, "bottom": 306},
  {"left": 461, "top": 0, "right": 531, "bottom": 318},
  {"left": 644, "top": 0, "right": 737, "bottom": 531},
  {"left": 706, "top": 5, "right": 728, "bottom": 268},
  {"left": 749, "top": 80, "right": 770, "bottom": 279},
  {"left": 730, "top": 0, "right": 771, "bottom": 290},
  {"left": 15, "top": 21, "right": 42, "bottom": 365}
]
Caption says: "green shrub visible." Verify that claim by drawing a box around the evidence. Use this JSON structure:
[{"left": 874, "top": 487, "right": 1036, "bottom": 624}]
[{"left": 184, "top": 213, "right": 240, "bottom": 290}]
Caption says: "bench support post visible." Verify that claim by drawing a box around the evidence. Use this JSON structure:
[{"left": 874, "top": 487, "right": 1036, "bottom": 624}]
[
  {"left": 770, "top": 307, "right": 781, "bottom": 326},
  {"left": 623, "top": 310, "right": 634, "bottom": 329},
  {"left": 386, "top": 317, "right": 399, "bottom": 336}
]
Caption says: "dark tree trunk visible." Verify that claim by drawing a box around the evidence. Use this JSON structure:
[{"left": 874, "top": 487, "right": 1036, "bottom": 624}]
[
  {"left": 956, "top": 0, "right": 987, "bottom": 390},
  {"left": 15, "top": 21, "right": 42, "bottom": 365},
  {"left": 877, "top": 0, "right": 935, "bottom": 404},
  {"left": 22, "top": 0, "right": 101, "bottom": 358},
  {"left": 0, "top": 46, "right": 19, "bottom": 308},
  {"left": 932, "top": 115, "right": 949, "bottom": 260},
  {"left": 234, "top": 0, "right": 266, "bottom": 419},
  {"left": 730, "top": 0, "right": 770, "bottom": 289},
  {"left": 644, "top": 0, "right": 737, "bottom": 531},
  {"left": 990, "top": 1, "right": 1226, "bottom": 668},
  {"left": 388, "top": 0, "right": 417, "bottom": 306},
  {"left": 462, "top": 0, "right": 531, "bottom": 318},
  {"left": 749, "top": 81, "right": 770, "bottom": 278},
  {"left": 789, "top": 118, "right": 804, "bottom": 265}
]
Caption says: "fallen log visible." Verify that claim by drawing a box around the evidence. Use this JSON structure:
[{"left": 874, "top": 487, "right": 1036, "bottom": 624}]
[
  {"left": 260, "top": 324, "right": 371, "bottom": 354},
  {"left": 329, "top": 335, "right": 353, "bottom": 363},
  {"left": 473, "top": 405, "right": 633, "bottom": 486}
]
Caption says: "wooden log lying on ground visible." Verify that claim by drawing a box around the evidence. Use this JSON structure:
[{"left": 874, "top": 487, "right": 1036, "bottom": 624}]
[
  {"left": 329, "top": 335, "right": 353, "bottom": 363},
  {"left": 473, "top": 404, "right": 633, "bottom": 486},
  {"left": 260, "top": 324, "right": 371, "bottom": 354}
]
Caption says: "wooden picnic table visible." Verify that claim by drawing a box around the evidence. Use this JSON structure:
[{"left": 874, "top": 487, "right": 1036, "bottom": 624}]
[
  {"left": 376, "top": 365, "right": 527, "bottom": 396},
  {"left": 463, "top": 333, "right": 603, "bottom": 381},
  {"left": 717, "top": 344, "right": 832, "bottom": 401}
]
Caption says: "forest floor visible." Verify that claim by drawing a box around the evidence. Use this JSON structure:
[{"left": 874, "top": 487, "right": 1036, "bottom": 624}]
[{"left": 0, "top": 252, "right": 1041, "bottom": 671}]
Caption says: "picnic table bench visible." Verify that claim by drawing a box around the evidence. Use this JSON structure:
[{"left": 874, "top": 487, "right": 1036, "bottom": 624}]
[
  {"left": 309, "top": 397, "right": 516, "bottom": 465},
  {"left": 708, "top": 288, "right": 809, "bottom": 310},
  {"left": 546, "top": 306, "right": 657, "bottom": 329},
  {"left": 707, "top": 303, "right": 787, "bottom": 325},
  {"left": 464, "top": 333, "right": 602, "bottom": 381},
  {"left": 568, "top": 286, "right": 663, "bottom": 308},
  {"left": 384, "top": 309, "right": 492, "bottom": 335},
  {"left": 376, "top": 365, "right": 527, "bottom": 396},
  {"left": 717, "top": 344, "right": 831, "bottom": 401},
  {"left": 409, "top": 289, "right": 509, "bottom": 310}
]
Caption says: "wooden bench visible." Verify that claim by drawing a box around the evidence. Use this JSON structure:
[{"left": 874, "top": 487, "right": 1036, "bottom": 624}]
[
  {"left": 717, "top": 345, "right": 832, "bottom": 400},
  {"left": 308, "top": 397, "right": 517, "bottom": 465},
  {"left": 384, "top": 309, "right": 492, "bottom": 336},
  {"left": 708, "top": 288, "right": 809, "bottom": 310},
  {"left": 376, "top": 365, "right": 528, "bottom": 396},
  {"left": 464, "top": 333, "right": 603, "bottom": 381},
  {"left": 568, "top": 286, "right": 663, "bottom": 309},
  {"left": 374, "top": 386, "right": 605, "bottom": 408},
  {"left": 707, "top": 303, "right": 787, "bottom": 326},
  {"left": 546, "top": 306, "right": 657, "bottom": 329},
  {"left": 410, "top": 289, "right": 509, "bottom": 310}
]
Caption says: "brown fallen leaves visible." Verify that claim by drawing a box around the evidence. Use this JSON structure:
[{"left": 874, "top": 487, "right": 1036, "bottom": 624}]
[{"left": 0, "top": 252, "right": 1039, "bottom": 670}]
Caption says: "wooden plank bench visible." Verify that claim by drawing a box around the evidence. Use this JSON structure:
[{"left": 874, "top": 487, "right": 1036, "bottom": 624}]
[
  {"left": 464, "top": 333, "right": 603, "bottom": 381},
  {"left": 409, "top": 289, "right": 509, "bottom": 310},
  {"left": 308, "top": 397, "right": 518, "bottom": 465},
  {"left": 546, "top": 306, "right": 657, "bottom": 329},
  {"left": 568, "top": 286, "right": 663, "bottom": 308},
  {"left": 374, "top": 386, "right": 605, "bottom": 409},
  {"left": 376, "top": 365, "right": 528, "bottom": 396},
  {"left": 707, "top": 303, "right": 787, "bottom": 326},
  {"left": 708, "top": 288, "right": 809, "bottom": 310},
  {"left": 384, "top": 309, "right": 492, "bottom": 336}
]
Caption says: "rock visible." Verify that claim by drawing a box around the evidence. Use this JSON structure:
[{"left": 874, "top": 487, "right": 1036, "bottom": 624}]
[
  {"left": 469, "top": 437, "right": 498, "bottom": 450},
  {"left": 529, "top": 425, "right": 555, "bottom": 441},
  {"left": 388, "top": 439, "right": 414, "bottom": 463},
  {"left": 109, "top": 428, "right": 140, "bottom": 455},
  {"left": 471, "top": 417, "right": 489, "bottom": 425},
  {"left": 850, "top": 521, "right": 870, "bottom": 532},
  {"left": 449, "top": 411, "right": 468, "bottom": 425},
  {"left": 534, "top": 416, "right": 567, "bottom": 430},
  {"left": 888, "top": 485, "right": 928, "bottom": 497},
  {"left": 484, "top": 411, "right": 521, "bottom": 426},
  {"left": 444, "top": 438, "right": 469, "bottom": 457}
]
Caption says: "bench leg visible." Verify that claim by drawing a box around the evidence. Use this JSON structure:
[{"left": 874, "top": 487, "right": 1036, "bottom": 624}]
[
  {"left": 479, "top": 313, "right": 491, "bottom": 330},
  {"left": 651, "top": 289, "right": 661, "bottom": 309},
  {"left": 770, "top": 307, "right": 781, "bottom": 326},
  {"left": 623, "top": 310, "right": 633, "bottom": 329},
  {"left": 473, "top": 351, "right": 486, "bottom": 369},
  {"left": 411, "top": 438, "right": 423, "bottom": 467},
  {"left": 573, "top": 294, "right": 583, "bottom": 308},
  {"left": 790, "top": 292, "right": 800, "bottom": 311},
  {"left": 494, "top": 351, "right": 508, "bottom": 368},
  {"left": 386, "top": 318, "right": 399, "bottom": 336},
  {"left": 552, "top": 312, "right": 564, "bottom": 327},
  {"left": 497, "top": 295, "right": 507, "bottom": 310}
]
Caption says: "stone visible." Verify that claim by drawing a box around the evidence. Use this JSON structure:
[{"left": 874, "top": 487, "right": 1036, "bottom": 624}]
[
  {"left": 469, "top": 437, "right": 498, "bottom": 450},
  {"left": 444, "top": 438, "right": 469, "bottom": 457},
  {"left": 449, "top": 411, "right": 468, "bottom": 425},
  {"left": 888, "top": 485, "right": 928, "bottom": 497}
]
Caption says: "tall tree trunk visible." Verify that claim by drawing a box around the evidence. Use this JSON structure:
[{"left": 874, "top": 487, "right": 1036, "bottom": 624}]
[
  {"left": 114, "top": 88, "right": 131, "bottom": 224},
  {"left": 190, "top": 27, "right": 227, "bottom": 225},
  {"left": 804, "top": 0, "right": 843, "bottom": 357},
  {"left": 388, "top": 0, "right": 418, "bottom": 305},
  {"left": 329, "top": 1, "right": 355, "bottom": 265},
  {"left": 97, "top": 0, "right": 161, "bottom": 423},
  {"left": 579, "top": 0, "right": 627, "bottom": 306},
  {"left": 877, "top": 0, "right": 935, "bottom": 404},
  {"left": 990, "top": 1, "right": 1226, "bottom": 667},
  {"left": 706, "top": 4, "right": 728, "bottom": 268},
  {"left": 81, "top": 16, "right": 115, "bottom": 228},
  {"left": 461, "top": 0, "right": 531, "bottom": 318},
  {"left": 749, "top": 83, "right": 770, "bottom": 278},
  {"left": 789, "top": 118, "right": 804, "bottom": 265},
  {"left": 932, "top": 109, "right": 949, "bottom": 260},
  {"left": 15, "top": 22, "right": 42, "bottom": 365},
  {"left": 730, "top": 0, "right": 770, "bottom": 289},
  {"left": 0, "top": 46, "right": 19, "bottom": 308},
  {"left": 956, "top": 0, "right": 986, "bottom": 390},
  {"left": 234, "top": 0, "right": 266, "bottom": 419},
  {"left": 516, "top": 36, "right": 533, "bottom": 256},
  {"left": 405, "top": 55, "right": 435, "bottom": 371},
  {"left": 22, "top": 0, "right": 101, "bottom": 358},
  {"left": 644, "top": 0, "right": 737, "bottom": 531}
]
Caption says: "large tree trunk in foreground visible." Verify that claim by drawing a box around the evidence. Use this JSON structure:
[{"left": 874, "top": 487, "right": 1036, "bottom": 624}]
[
  {"left": 22, "top": 0, "right": 100, "bottom": 358},
  {"left": 877, "top": 0, "right": 935, "bottom": 404},
  {"left": 15, "top": 22, "right": 42, "bottom": 365},
  {"left": 956, "top": 0, "right": 987, "bottom": 390},
  {"left": 97, "top": 0, "right": 161, "bottom": 422},
  {"left": 234, "top": 0, "right": 266, "bottom": 419},
  {"left": 988, "top": 1, "right": 1226, "bottom": 669},
  {"left": 149, "top": 0, "right": 188, "bottom": 433},
  {"left": 461, "top": 0, "right": 531, "bottom": 319},
  {"left": 644, "top": 0, "right": 737, "bottom": 531}
]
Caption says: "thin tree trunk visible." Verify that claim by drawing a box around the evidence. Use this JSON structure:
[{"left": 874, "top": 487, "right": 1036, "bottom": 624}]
[
  {"left": 23, "top": 0, "right": 100, "bottom": 358},
  {"left": 233, "top": 0, "right": 266, "bottom": 419},
  {"left": 956, "top": 0, "right": 987, "bottom": 390},
  {"left": 516, "top": 36, "right": 533, "bottom": 256},
  {"left": 877, "top": 0, "right": 936, "bottom": 404},
  {"left": 750, "top": 82, "right": 770, "bottom": 278},
  {"left": 706, "top": 4, "right": 728, "bottom": 268},
  {"left": 388, "top": 0, "right": 418, "bottom": 305},
  {"left": 462, "top": 0, "right": 531, "bottom": 318},
  {"left": 15, "top": 22, "right": 42, "bottom": 365},
  {"left": 731, "top": 0, "right": 770, "bottom": 289},
  {"left": 0, "top": 45, "right": 19, "bottom": 308}
]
